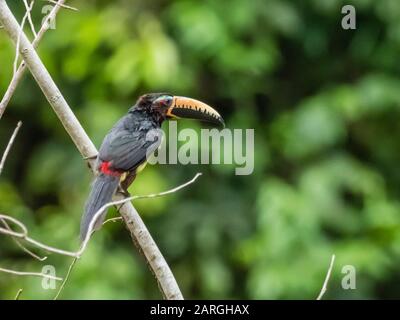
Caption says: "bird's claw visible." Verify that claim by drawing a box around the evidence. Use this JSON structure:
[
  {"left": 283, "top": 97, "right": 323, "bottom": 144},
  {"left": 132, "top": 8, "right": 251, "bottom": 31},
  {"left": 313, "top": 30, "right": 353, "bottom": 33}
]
[{"left": 117, "top": 186, "right": 131, "bottom": 198}]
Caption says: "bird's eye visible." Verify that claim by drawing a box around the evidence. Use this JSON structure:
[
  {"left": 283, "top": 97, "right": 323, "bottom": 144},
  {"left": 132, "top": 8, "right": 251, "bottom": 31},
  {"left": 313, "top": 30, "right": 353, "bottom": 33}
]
[{"left": 155, "top": 95, "right": 172, "bottom": 107}]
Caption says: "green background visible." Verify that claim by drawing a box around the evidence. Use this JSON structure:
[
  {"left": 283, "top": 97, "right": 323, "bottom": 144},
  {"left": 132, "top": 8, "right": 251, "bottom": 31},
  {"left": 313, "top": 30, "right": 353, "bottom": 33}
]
[{"left": 1, "top": 0, "right": 400, "bottom": 299}]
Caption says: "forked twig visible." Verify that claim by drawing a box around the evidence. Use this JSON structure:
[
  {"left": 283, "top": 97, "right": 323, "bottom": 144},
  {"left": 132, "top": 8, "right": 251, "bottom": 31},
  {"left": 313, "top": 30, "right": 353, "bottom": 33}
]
[{"left": 22, "top": 0, "right": 37, "bottom": 37}]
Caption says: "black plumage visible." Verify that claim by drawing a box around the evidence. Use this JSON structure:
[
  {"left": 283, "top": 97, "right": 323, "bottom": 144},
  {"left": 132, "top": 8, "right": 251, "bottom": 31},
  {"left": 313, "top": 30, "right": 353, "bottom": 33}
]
[
  {"left": 81, "top": 97, "right": 164, "bottom": 240},
  {"left": 98, "top": 109, "right": 162, "bottom": 173},
  {"left": 80, "top": 93, "right": 224, "bottom": 240}
]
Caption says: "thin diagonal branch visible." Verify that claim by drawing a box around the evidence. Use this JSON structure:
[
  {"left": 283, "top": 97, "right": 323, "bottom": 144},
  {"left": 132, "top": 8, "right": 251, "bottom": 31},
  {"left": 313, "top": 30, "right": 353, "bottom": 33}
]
[
  {"left": 0, "top": 0, "right": 67, "bottom": 119},
  {"left": 13, "top": 2, "right": 28, "bottom": 74},
  {"left": 14, "top": 288, "right": 23, "bottom": 300},
  {"left": 13, "top": 0, "right": 35, "bottom": 74},
  {"left": 0, "top": 121, "right": 21, "bottom": 174},
  {"left": 0, "top": 122, "right": 45, "bottom": 260},
  {"left": 22, "top": 0, "right": 37, "bottom": 37},
  {"left": 53, "top": 257, "right": 77, "bottom": 300},
  {"left": 317, "top": 254, "right": 335, "bottom": 300},
  {"left": 0, "top": 0, "right": 184, "bottom": 299}
]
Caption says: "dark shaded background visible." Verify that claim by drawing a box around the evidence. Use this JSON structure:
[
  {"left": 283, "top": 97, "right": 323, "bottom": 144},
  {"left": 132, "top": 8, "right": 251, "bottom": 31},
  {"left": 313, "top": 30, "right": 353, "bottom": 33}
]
[{"left": 1, "top": 0, "right": 400, "bottom": 299}]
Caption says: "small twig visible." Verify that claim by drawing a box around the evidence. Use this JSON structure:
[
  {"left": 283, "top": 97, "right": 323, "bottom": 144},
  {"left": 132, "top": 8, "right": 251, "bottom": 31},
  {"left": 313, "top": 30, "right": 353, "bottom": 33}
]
[
  {"left": 102, "top": 216, "right": 123, "bottom": 225},
  {"left": 14, "top": 288, "right": 23, "bottom": 300},
  {"left": 13, "top": 0, "right": 35, "bottom": 74},
  {"left": 44, "top": 0, "right": 78, "bottom": 11},
  {"left": 317, "top": 254, "right": 336, "bottom": 300},
  {"left": 0, "top": 214, "right": 78, "bottom": 257},
  {"left": 125, "top": 173, "right": 202, "bottom": 200},
  {"left": 22, "top": 0, "right": 37, "bottom": 37},
  {"left": 1, "top": 218, "right": 47, "bottom": 261},
  {"left": 0, "top": 267, "right": 62, "bottom": 281},
  {"left": 0, "top": 121, "right": 22, "bottom": 175},
  {"left": 53, "top": 257, "right": 77, "bottom": 300},
  {"left": 0, "top": 214, "right": 28, "bottom": 237},
  {"left": 14, "top": 234, "right": 47, "bottom": 261}
]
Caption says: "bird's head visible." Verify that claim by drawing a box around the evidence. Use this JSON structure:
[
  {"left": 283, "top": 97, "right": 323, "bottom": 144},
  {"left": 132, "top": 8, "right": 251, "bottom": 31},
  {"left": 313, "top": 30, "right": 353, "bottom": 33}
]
[{"left": 133, "top": 93, "right": 225, "bottom": 127}]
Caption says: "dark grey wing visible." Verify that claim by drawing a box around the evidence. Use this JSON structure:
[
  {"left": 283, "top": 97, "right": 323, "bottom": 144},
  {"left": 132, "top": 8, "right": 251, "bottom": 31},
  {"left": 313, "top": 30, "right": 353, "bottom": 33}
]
[{"left": 98, "top": 128, "right": 161, "bottom": 172}]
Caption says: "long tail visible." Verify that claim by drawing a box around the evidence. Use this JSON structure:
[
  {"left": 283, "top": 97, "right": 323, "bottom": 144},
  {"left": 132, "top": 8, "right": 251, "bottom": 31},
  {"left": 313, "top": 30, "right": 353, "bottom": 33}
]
[{"left": 80, "top": 173, "right": 119, "bottom": 241}]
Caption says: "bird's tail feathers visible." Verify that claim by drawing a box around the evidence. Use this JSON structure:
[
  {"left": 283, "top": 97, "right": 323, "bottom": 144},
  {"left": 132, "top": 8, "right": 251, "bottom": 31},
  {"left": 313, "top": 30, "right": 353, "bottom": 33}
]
[{"left": 80, "top": 173, "right": 119, "bottom": 241}]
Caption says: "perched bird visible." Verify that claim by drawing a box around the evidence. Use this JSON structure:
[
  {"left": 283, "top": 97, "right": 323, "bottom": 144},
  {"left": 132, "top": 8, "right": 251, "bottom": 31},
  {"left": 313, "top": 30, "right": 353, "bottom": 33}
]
[{"left": 81, "top": 93, "right": 224, "bottom": 240}]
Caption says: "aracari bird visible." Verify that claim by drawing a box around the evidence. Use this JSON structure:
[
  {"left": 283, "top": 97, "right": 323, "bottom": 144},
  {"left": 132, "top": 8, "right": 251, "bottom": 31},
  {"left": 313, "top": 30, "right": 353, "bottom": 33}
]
[{"left": 81, "top": 93, "right": 224, "bottom": 240}]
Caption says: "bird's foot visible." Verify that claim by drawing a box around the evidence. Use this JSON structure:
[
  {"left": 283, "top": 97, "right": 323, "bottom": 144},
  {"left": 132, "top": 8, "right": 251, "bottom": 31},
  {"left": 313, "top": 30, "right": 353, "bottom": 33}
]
[{"left": 117, "top": 185, "right": 131, "bottom": 198}]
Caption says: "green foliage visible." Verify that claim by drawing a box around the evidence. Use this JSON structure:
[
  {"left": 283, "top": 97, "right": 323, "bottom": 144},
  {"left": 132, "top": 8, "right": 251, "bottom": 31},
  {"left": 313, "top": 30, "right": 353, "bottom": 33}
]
[{"left": 1, "top": 0, "right": 400, "bottom": 299}]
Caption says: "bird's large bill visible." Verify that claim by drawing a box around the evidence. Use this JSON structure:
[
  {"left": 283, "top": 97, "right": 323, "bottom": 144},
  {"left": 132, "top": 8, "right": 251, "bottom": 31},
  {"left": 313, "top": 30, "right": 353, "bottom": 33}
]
[{"left": 166, "top": 96, "right": 225, "bottom": 127}]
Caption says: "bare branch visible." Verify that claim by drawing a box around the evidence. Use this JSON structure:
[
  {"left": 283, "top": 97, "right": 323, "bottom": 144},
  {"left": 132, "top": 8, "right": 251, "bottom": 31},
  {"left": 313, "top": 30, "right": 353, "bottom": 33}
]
[
  {"left": 22, "top": 0, "right": 37, "bottom": 37},
  {"left": 0, "top": 0, "right": 184, "bottom": 299},
  {"left": 0, "top": 0, "right": 67, "bottom": 119},
  {"left": 0, "top": 214, "right": 27, "bottom": 237},
  {"left": 13, "top": 0, "right": 35, "bottom": 74},
  {"left": 0, "top": 214, "right": 78, "bottom": 257},
  {"left": 44, "top": 0, "right": 78, "bottom": 11},
  {"left": 0, "top": 121, "right": 21, "bottom": 175},
  {"left": 125, "top": 173, "right": 202, "bottom": 200},
  {"left": 0, "top": 266, "right": 62, "bottom": 281},
  {"left": 1, "top": 218, "right": 47, "bottom": 261},
  {"left": 317, "top": 254, "right": 335, "bottom": 300}
]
